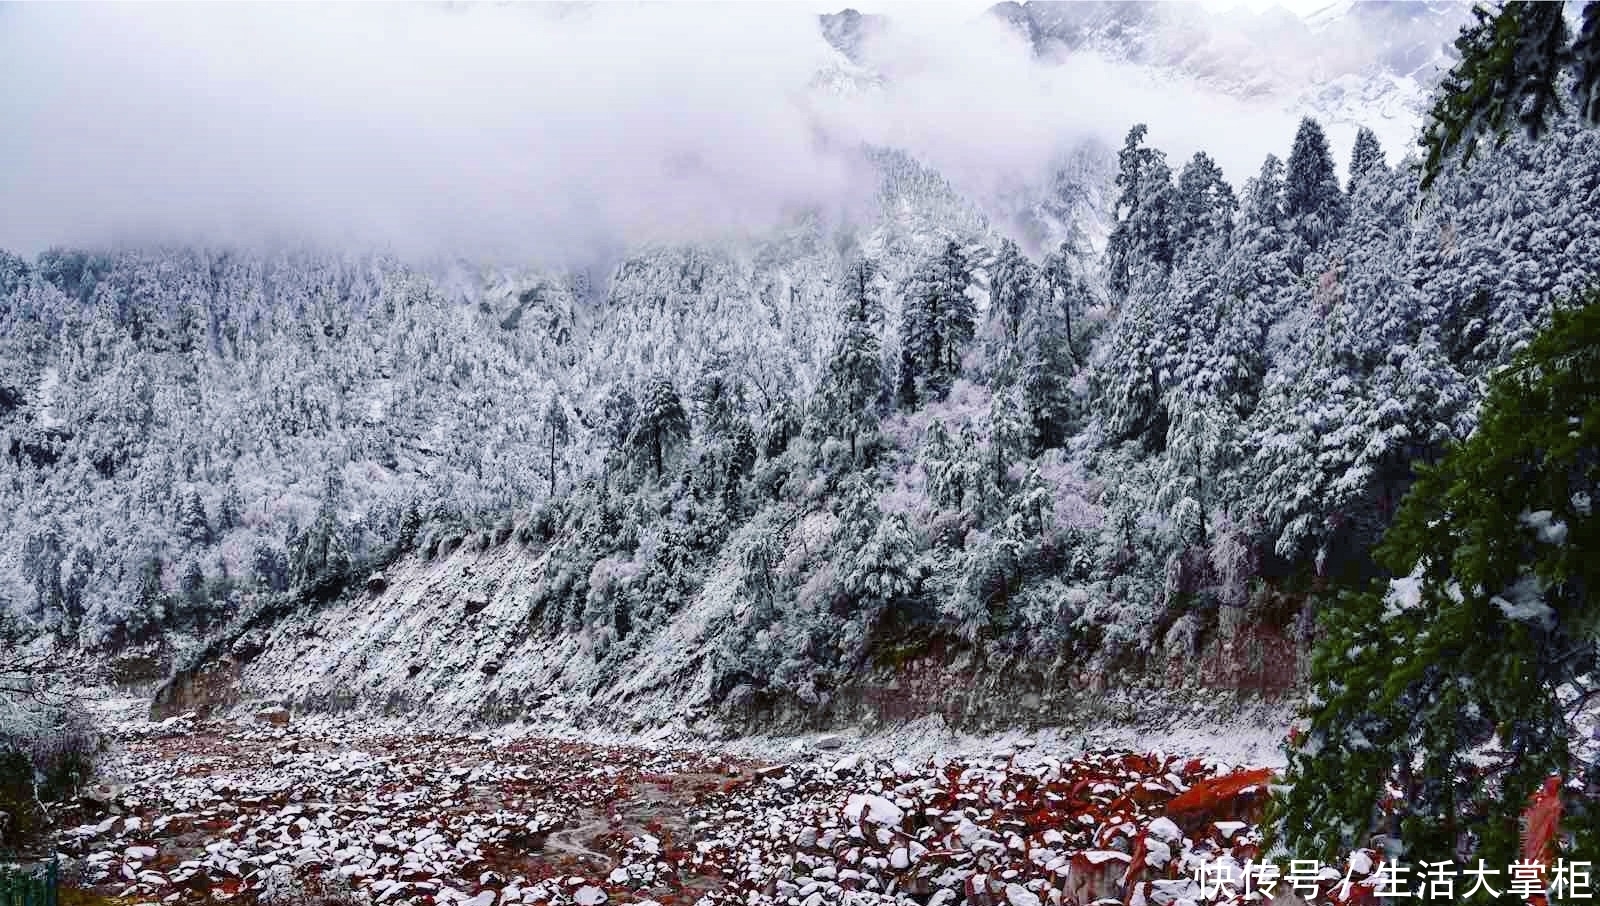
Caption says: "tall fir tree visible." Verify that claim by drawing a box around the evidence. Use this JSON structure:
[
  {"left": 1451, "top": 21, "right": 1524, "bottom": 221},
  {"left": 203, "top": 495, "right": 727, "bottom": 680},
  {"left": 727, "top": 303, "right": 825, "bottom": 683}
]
[
  {"left": 1172, "top": 151, "right": 1237, "bottom": 258},
  {"left": 176, "top": 488, "right": 211, "bottom": 547},
  {"left": 824, "top": 258, "right": 885, "bottom": 460},
  {"left": 630, "top": 376, "right": 690, "bottom": 481},
  {"left": 217, "top": 482, "right": 243, "bottom": 533},
  {"left": 1224, "top": 154, "right": 1293, "bottom": 303},
  {"left": 1347, "top": 126, "right": 1387, "bottom": 192},
  {"left": 988, "top": 238, "right": 1038, "bottom": 347},
  {"left": 1282, "top": 116, "right": 1348, "bottom": 262},
  {"left": 1107, "top": 124, "right": 1177, "bottom": 298},
  {"left": 898, "top": 241, "right": 975, "bottom": 404},
  {"left": 1040, "top": 239, "right": 1081, "bottom": 353},
  {"left": 1019, "top": 251, "right": 1080, "bottom": 452},
  {"left": 289, "top": 468, "right": 349, "bottom": 601},
  {"left": 691, "top": 352, "right": 743, "bottom": 438},
  {"left": 542, "top": 395, "right": 570, "bottom": 496}
]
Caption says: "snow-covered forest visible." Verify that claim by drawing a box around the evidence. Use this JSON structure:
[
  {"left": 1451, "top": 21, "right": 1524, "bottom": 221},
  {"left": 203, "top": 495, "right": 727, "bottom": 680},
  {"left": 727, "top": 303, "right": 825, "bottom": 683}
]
[{"left": 3, "top": 104, "right": 1596, "bottom": 713}]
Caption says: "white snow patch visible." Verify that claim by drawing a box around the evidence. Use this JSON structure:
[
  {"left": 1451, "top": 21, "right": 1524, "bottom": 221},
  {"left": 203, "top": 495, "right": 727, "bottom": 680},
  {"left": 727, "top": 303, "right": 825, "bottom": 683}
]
[
  {"left": 1520, "top": 509, "right": 1569, "bottom": 545},
  {"left": 1381, "top": 570, "right": 1423, "bottom": 620},
  {"left": 1146, "top": 817, "right": 1181, "bottom": 842},
  {"left": 844, "top": 793, "right": 904, "bottom": 826},
  {"left": 1005, "top": 883, "right": 1041, "bottom": 906},
  {"left": 1492, "top": 574, "right": 1553, "bottom": 625},
  {"left": 1213, "top": 821, "right": 1247, "bottom": 840}
]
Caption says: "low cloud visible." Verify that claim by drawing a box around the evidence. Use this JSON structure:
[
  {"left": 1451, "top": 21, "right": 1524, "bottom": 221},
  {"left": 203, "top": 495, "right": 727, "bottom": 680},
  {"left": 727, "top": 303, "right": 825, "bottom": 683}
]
[
  {"left": 0, "top": 4, "right": 870, "bottom": 264},
  {"left": 0, "top": 3, "right": 1432, "bottom": 265}
]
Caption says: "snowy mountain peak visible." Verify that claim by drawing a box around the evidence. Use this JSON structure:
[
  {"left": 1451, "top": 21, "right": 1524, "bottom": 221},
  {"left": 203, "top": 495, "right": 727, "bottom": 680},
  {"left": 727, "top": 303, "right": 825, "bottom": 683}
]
[
  {"left": 986, "top": 0, "right": 1470, "bottom": 88},
  {"left": 819, "top": 8, "right": 888, "bottom": 66},
  {"left": 977, "top": 0, "right": 1471, "bottom": 178}
]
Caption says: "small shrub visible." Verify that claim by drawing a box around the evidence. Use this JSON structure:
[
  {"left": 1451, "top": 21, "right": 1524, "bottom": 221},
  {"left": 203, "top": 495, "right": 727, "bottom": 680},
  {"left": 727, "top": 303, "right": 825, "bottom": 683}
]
[
  {"left": 30, "top": 721, "right": 99, "bottom": 802},
  {"left": 0, "top": 743, "right": 43, "bottom": 849}
]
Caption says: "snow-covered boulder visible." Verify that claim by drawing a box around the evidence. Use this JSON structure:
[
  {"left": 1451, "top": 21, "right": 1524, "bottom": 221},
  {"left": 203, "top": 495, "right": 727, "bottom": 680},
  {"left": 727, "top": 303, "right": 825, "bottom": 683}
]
[{"left": 844, "top": 794, "right": 903, "bottom": 826}]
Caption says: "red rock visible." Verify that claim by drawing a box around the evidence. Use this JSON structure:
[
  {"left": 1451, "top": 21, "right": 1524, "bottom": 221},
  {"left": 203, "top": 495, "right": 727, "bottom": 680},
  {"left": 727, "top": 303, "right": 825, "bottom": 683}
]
[
  {"left": 1164, "top": 768, "right": 1273, "bottom": 817},
  {"left": 1522, "top": 774, "right": 1563, "bottom": 866}
]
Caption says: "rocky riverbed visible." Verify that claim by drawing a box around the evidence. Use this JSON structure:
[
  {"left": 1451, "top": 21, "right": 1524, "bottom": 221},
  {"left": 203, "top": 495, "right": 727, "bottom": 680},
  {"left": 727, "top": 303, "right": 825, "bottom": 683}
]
[{"left": 46, "top": 714, "right": 1371, "bottom": 906}]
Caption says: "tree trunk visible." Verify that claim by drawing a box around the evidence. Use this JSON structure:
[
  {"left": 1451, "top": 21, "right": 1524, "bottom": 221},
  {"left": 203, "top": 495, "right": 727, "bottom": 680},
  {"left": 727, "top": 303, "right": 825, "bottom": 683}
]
[{"left": 1064, "top": 291, "right": 1074, "bottom": 351}]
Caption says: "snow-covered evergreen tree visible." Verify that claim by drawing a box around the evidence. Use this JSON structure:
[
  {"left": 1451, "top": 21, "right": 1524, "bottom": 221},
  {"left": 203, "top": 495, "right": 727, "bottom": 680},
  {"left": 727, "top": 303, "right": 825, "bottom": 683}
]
[
  {"left": 987, "top": 238, "right": 1037, "bottom": 348},
  {"left": 1172, "top": 151, "right": 1237, "bottom": 258},
  {"left": 1106, "top": 124, "right": 1177, "bottom": 298},
  {"left": 897, "top": 241, "right": 975, "bottom": 404},
  {"left": 1346, "top": 125, "right": 1387, "bottom": 191},
  {"left": 542, "top": 396, "right": 570, "bottom": 496},
  {"left": 821, "top": 259, "right": 886, "bottom": 460},
  {"left": 1282, "top": 116, "right": 1347, "bottom": 265},
  {"left": 629, "top": 375, "right": 690, "bottom": 481}
]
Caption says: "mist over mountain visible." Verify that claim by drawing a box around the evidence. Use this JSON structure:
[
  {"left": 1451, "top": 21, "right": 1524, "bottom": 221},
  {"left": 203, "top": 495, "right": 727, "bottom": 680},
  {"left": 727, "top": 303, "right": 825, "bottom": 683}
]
[{"left": 0, "top": 1, "right": 1469, "bottom": 264}]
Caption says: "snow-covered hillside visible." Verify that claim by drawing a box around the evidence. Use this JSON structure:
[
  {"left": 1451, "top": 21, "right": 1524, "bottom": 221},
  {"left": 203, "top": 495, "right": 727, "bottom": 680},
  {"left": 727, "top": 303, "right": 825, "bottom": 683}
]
[
  {"left": 0, "top": 147, "right": 994, "bottom": 653},
  {"left": 95, "top": 111, "right": 1596, "bottom": 738}
]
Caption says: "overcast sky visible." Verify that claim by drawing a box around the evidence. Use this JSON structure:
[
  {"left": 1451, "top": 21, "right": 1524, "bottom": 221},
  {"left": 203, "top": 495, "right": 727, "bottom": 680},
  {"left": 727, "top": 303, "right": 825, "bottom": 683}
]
[{"left": 0, "top": 2, "right": 1421, "bottom": 265}]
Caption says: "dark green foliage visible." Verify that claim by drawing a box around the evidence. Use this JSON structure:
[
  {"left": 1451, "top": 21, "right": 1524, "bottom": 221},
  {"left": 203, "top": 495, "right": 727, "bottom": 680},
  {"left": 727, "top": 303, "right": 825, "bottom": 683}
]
[
  {"left": 630, "top": 375, "right": 690, "bottom": 480},
  {"left": 1283, "top": 117, "right": 1347, "bottom": 258},
  {"left": 542, "top": 396, "right": 570, "bottom": 496},
  {"left": 1106, "top": 124, "right": 1176, "bottom": 298},
  {"left": 288, "top": 471, "right": 351, "bottom": 602},
  {"left": 898, "top": 241, "right": 975, "bottom": 404},
  {"left": 217, "top": 483, "right": 243, "bottom": 533},
  {"left": 1348, "top": 126, "right": 1387, "bottom": 191},
  {"left": 1276, "top": 290, "right": 1600, "bottom": 871},
  {"left": 1422, "top": 1, "right": 1600, "bottom": 188},
  {"left": 0, "top": 744, "right": 41, "bottom": 848},
  {"left": 179, "top": 559, "right": 206, "bottom": 609},
  {"left": 598, "top": 386, "right": 638, "bottom": 452},
  {"left": 821, "top": 258, "right": 885, "bottom": 459},
  {"left": 0, "top": 861, "right": 60, "bottom": 906}
]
